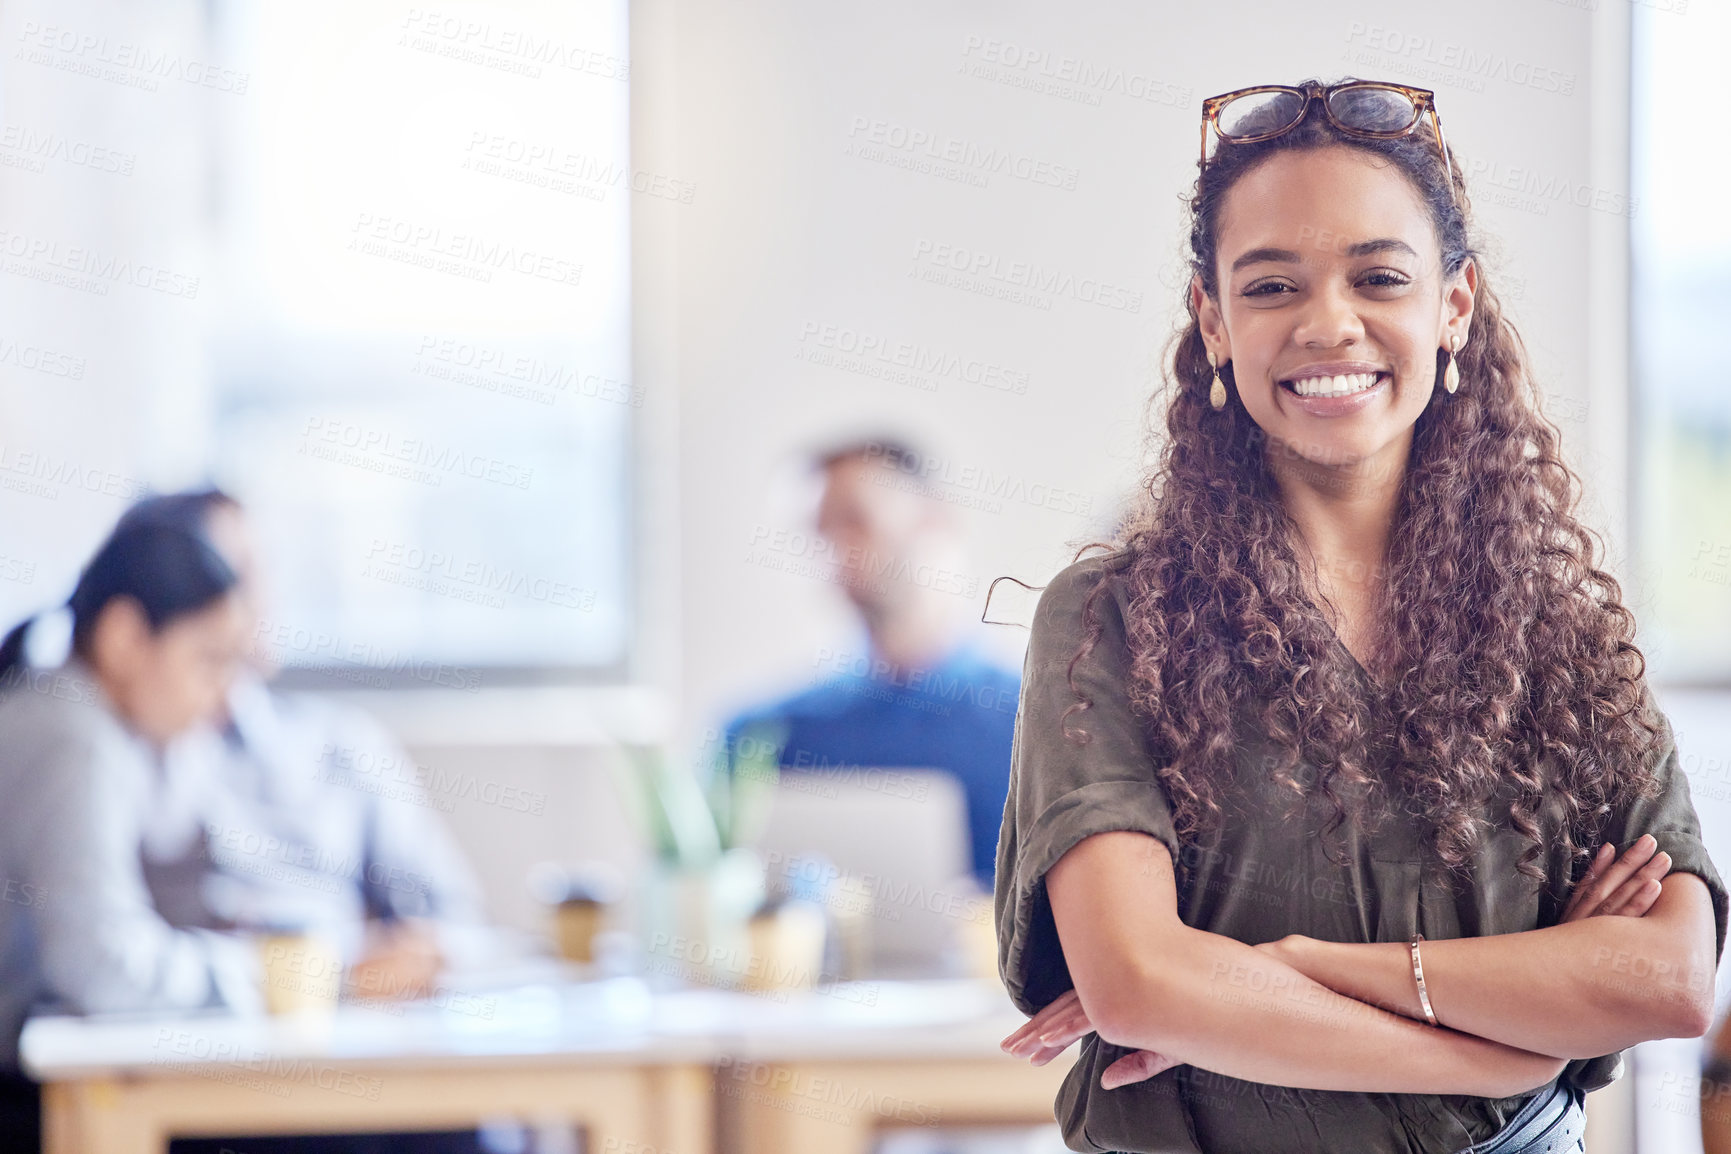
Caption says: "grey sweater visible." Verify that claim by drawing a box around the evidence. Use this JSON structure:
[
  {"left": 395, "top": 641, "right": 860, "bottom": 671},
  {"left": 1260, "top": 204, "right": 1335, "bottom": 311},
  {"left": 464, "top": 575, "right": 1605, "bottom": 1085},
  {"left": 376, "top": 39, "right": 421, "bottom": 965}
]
[
  {"left": 0, "top": 659, "right": 260, "bottom": 1072},
  {"left": 0, "top": 660, "right": 488, "bottom": 1073}
]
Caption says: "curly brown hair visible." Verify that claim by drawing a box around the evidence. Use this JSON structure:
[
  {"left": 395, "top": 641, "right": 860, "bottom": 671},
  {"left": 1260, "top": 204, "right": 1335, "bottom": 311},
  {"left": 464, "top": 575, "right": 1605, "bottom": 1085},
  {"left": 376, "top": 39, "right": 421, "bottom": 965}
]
[{"left": 1055, "top": 78, "right": 1663, "bottom": 886}]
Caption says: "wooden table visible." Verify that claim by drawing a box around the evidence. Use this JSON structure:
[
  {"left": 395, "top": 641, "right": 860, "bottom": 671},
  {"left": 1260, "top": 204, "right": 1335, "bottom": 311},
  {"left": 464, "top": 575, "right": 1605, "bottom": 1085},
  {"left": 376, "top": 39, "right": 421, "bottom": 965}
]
[
  {"left": 707, "top": 978, "right": 1075, "bottom": 1154},
  {"left": 20, "top": 977, "right": 1074, "bottom": 1154}
]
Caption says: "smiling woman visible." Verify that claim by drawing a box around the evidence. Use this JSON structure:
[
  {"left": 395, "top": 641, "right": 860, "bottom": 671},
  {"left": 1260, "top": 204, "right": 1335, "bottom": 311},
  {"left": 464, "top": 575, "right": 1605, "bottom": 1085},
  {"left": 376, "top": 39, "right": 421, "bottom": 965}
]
[{"left": 992, "top": 77, "right": 1728, "bottom": 1154}]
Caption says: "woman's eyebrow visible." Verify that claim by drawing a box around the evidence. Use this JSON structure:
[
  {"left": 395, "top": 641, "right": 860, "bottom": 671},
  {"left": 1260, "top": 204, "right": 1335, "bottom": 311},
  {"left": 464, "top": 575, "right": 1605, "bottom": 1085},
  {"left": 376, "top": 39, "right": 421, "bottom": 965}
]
[
  {"left": 1344, "top": 237, "right": 1419, "bottom": 259},
  {"left": 1230, "top": 246, "right": 1299, "bottom": 272},
  {"left": 1229, "top": 237, "right": 1420, "bottom": 274}
]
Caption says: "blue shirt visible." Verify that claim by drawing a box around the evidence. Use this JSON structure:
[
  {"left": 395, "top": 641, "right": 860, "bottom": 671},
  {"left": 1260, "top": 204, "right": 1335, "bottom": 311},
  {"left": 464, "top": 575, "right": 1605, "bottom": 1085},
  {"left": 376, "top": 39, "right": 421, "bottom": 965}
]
[{"left": 721, "top": 640, "right": 1020, "bottom": 890}]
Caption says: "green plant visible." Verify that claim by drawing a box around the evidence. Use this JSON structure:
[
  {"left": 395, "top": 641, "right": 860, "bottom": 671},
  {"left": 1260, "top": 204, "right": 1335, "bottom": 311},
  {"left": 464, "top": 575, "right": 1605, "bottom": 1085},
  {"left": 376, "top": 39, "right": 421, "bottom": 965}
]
[{"left": 610, "top": 720, "right": 787, "bottom": 868}]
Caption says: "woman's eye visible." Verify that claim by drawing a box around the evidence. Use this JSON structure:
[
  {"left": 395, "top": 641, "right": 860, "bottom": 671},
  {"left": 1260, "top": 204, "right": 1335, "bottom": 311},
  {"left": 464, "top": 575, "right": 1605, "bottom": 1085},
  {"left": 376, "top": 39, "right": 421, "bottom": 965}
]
[
  {"left": 1360, "top": 271, "right": 1411, "bottom": 288},
  {"left": 1243, "top": 281, "right": 1294, "bottom": 297}
]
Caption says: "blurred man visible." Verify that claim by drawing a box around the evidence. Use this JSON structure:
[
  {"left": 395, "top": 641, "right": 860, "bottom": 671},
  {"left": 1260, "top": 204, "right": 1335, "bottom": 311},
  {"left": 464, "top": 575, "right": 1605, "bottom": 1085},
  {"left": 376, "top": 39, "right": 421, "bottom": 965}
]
[
  {"left": 117, "top": 489, "right": 490, "bottom": 1001},
  {"left": 721, "top": 436, "right": 1020, "bottom": 893},
  {"left": 117, "top": 490, "right": 494, "bottom": 1154},
  {"left": 118, "top": 491, "right": 498, "bottom": 1154}
]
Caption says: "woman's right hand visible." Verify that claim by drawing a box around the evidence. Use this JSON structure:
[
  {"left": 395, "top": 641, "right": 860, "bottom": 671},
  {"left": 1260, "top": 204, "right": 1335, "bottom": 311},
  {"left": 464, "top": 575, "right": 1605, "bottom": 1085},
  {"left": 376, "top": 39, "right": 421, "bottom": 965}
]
[
  {"left": 1560, "top": 834, "right": 1672, "bottom": 922},
  {"left": 1000, "top": 987, "right": 1181, "bottom": 1089}
]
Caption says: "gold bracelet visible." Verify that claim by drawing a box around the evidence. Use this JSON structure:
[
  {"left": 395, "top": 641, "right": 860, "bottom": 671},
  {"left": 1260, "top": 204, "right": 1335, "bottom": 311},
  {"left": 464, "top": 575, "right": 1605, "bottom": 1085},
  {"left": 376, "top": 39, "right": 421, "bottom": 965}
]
[{"left": 1409, "top": 933, "right": 1438, "bottom": 1026}]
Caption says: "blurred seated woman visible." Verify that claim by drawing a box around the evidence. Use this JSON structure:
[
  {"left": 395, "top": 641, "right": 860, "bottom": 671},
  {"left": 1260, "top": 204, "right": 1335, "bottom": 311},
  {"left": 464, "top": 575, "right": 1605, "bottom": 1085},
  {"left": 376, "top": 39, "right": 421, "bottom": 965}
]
[{"left": 0, "top": 516, "right": 252, "bottom": 1153}]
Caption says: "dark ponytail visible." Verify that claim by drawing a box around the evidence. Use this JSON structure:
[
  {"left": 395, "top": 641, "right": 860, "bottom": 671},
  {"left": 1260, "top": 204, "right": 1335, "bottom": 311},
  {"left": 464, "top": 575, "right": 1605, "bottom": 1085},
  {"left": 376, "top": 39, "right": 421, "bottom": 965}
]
[
  {"left": 0, "top": 620, "right": 32, "bottom": 680},
  {"left": 0, "top": 518, "right": 239, "bottom": 683}
]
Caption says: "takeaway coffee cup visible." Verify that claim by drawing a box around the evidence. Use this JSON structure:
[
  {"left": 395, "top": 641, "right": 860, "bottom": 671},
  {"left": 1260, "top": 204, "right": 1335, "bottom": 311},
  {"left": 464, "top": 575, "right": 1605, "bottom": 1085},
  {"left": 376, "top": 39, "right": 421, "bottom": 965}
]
[{"left": 256, "top": 929, "right": 343, "bottom": 1017}]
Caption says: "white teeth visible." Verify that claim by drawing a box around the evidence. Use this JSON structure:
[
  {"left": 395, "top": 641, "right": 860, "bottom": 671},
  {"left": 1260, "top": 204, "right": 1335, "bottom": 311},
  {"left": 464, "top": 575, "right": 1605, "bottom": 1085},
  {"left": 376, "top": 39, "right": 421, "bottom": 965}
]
[{"left": 1286, "top": 372, "right": 1381, "bottom": 398}]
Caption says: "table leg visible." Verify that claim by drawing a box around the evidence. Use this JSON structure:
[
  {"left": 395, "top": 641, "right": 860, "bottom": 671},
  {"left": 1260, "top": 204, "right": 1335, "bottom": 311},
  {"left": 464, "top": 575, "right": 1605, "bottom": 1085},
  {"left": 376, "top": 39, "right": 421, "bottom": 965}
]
[
  {"left": 649, "top": 1064, "right": 714, "bottom": 1154},
  {"left": 42, "top": 1079, "right": 164, "bottom": 1154},
  {"left": 716, "top": 1055, "right": 1074, "bottom": 1154},
  {"left": 721, "top": 1079, "right": 877, "bottom": 1154}
]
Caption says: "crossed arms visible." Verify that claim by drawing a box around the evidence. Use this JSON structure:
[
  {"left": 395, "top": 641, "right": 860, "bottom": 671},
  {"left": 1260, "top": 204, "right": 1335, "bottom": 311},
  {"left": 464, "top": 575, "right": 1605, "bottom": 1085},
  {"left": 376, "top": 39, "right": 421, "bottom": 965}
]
[{"left": 1000, "top": 830, "right": 1718, "bottom": 1098}]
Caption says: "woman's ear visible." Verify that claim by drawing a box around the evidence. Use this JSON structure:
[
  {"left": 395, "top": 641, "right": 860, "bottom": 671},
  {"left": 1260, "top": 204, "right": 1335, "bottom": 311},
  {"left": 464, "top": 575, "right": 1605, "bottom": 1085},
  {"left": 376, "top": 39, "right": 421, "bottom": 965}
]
[
  {"left": 1442, "top": 257, "right": 1477, "bottom": 349},
  {"left": 1191, "top": 273, "right": 1230, "bottom": 363},
  {"left": 87, "top": 596, "right": 150, "bottom": 681}
]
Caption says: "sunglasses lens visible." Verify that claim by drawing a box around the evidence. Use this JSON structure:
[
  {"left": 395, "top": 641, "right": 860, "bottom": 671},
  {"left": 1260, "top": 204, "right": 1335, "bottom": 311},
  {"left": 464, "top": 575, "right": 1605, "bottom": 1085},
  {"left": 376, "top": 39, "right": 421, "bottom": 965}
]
[
  {"left": 1216, "top": 90, "right": 1306, "bottom": 138},
  {"left": 1326, "top": 85, "right": 1419, "bottom": 133}
]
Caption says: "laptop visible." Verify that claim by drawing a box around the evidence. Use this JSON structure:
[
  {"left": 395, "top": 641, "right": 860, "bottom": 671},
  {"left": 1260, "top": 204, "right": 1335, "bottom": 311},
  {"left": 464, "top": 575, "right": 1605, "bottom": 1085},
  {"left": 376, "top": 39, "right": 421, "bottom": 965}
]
[{"left": 750, "top": 768, "right": 978, "bottom": 976}]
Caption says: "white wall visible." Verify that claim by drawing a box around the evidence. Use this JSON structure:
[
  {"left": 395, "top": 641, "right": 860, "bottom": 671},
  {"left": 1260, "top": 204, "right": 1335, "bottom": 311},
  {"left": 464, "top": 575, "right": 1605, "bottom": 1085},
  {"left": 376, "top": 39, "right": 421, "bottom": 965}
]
[{"left": 0, "top": 0, "right": 215, "bottom": 607}]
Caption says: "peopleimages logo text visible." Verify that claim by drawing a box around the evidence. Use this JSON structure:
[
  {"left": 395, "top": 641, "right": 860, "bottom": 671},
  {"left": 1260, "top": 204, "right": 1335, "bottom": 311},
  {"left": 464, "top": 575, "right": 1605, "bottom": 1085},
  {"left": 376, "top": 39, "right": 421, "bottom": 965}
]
[{"left": 910, "top": 239, "right": 1141, "bottom": 313}]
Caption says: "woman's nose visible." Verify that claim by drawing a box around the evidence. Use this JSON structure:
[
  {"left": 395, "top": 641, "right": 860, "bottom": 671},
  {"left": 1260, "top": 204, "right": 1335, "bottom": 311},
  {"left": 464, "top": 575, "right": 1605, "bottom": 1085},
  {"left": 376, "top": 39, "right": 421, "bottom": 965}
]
[{"left": 1291, "top": 284, "right": 1365, "bottom": 348}]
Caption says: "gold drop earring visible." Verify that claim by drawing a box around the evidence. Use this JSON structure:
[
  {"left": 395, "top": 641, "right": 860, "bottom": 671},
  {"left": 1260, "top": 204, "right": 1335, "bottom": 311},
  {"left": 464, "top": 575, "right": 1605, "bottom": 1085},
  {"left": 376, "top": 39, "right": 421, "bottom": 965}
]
[
  {"left": 1207, "top": 350, "right": 1227, "bottom": 411},
  {"left": 1443, "top": 334, "right": 1461, "bottom": 394}
]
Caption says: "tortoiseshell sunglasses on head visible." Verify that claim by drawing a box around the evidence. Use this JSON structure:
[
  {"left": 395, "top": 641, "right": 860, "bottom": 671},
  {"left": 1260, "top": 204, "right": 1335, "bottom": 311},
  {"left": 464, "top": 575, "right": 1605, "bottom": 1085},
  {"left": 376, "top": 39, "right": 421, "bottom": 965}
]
[{"left": 1199, "top": 80, "right": 1457, "bottom": 206}]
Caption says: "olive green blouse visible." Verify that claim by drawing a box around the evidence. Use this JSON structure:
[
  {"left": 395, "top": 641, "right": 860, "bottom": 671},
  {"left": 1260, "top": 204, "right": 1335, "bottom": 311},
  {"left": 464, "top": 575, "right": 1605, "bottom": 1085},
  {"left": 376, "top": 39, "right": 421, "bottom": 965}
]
[{"left": 994, "top": 551, "right": 1730, "bottom": 1154}]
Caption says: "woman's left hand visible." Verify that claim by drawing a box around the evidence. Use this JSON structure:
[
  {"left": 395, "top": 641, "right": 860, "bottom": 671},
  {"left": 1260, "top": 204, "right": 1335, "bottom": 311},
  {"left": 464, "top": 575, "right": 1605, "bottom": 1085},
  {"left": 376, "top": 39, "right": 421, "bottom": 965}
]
[
  {"left": 1561, "top": 835, "right": 1671, "bottom": 922},
  {"left": 1000, "top": 988, "right": 1182, "bottom": 1088}
]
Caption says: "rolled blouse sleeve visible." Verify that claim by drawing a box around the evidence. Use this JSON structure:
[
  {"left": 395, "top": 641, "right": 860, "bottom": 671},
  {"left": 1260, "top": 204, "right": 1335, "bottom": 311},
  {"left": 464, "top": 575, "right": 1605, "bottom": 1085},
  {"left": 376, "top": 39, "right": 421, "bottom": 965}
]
[
  {"left": 994, "top": 555, "right": 1182, "bottom": 1018},
  {"left": 1596, "top": 692, "right": 1729, "bottom": 965},
  {"left": 1556, "top": 690, "right": 1729, "bottom": 1095}
]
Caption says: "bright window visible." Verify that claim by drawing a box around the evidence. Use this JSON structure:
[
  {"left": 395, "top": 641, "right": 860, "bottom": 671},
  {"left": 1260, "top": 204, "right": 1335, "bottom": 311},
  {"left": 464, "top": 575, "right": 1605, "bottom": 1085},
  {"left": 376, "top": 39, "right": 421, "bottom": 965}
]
[
  {"left": 1632, "top": 0, "right": 1731, "bottom": 684},
  {"left": 208, "top": 0, "right": 634, "bottom": 685}
]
